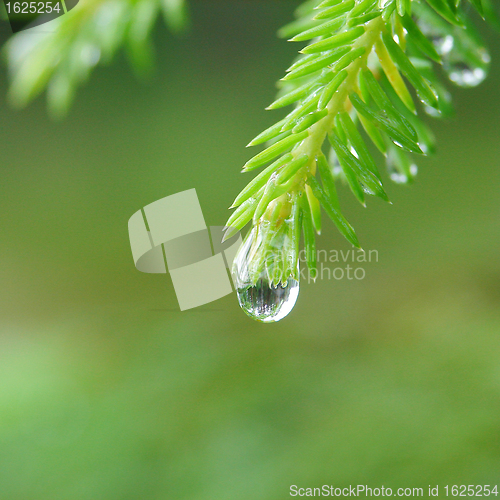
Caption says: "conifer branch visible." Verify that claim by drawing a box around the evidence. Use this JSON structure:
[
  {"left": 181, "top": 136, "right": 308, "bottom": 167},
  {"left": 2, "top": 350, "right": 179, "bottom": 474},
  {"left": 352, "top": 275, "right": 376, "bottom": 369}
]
[
  {"left": 3, "top": 0, "right": 189, "bottom": 118},
  {"left": 227, "top": 0, "right": 498, "bottom": 295}
]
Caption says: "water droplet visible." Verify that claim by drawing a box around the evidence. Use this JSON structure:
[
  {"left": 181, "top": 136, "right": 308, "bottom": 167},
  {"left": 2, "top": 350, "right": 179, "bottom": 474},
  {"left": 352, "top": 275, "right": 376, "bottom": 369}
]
[
  {"left": 423, "top": 104, "right": 441, "bottom": 118},
  {"left": 389, "top": 172, "right": 408, "bottom": 184},
  {"left": 423, "top": 86, "right": 453, "bottom": 118},
  {"left": 434, "top": 35, "right": 454, "bottom": 56},
  {"left": 444, "top": 62, "right": 487, "bottom": 88},
  {"left": 236, "top": 279, "right": 299, "bottom": 323},
  {"left": 414, "top": 17, "right": 454, "bottom": 57},
  {"left": 386, "top": 148, "right": 417, "bottom": 185},
  {"left": 361, "top": 183, "right": 376, "bottom": 195},
  {"left": 332, "top": 165, "right": 343, "bottom": 179},
  {"left": 441, "top": 42, "right": 490, "bottom": 88},
  {"left": 232, "top": 230, "right": 299, "bottom": 323},
  {"left": 416, "top": 15, "right": 490, "bottom": 89}
]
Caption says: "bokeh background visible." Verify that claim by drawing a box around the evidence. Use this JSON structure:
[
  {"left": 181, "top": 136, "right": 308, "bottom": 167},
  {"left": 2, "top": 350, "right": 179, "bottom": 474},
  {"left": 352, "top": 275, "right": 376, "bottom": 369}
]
[{"left": 0, "top": 1, "right": 499, "bottom": 498}]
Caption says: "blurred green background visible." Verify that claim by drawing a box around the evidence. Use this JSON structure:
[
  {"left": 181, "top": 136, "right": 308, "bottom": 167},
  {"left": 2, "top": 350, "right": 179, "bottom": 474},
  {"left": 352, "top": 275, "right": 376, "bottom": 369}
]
[{"left": 0, "top": 1, "right": 500, "bottom": 498}]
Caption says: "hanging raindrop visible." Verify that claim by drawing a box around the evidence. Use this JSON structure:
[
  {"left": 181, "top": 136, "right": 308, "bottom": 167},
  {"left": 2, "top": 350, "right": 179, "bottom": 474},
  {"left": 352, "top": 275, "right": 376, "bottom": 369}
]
[
  {"left": 433, "top": 34, "right": 455, "bottom": 57},
  {"left": 443, "top": 50, "right": 490, "bottom": 88},
  {"left": 386, "top": 147, "right": 417, "bottom": 185},
  {"left": 232, "top": 229, "right": 299, "bottom": 323},
  {"left": 415, "top": 9, "right": 490, "bottom": 89}
]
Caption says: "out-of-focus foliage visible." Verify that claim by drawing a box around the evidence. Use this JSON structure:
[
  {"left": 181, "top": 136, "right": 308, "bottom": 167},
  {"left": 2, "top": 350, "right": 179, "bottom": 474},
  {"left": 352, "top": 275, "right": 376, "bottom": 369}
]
[
  {"left": 3, "top": 0, "right": 188, "bottom": 118},
  {"left": 0, "top": 2, "right": 499, "bottom": 496}
]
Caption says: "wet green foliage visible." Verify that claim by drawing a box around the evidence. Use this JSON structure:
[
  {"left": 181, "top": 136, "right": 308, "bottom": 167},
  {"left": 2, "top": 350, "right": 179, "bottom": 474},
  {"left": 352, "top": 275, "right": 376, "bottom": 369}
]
[{"left": 227, "top": 0, "right": 498, "bottom": 287}]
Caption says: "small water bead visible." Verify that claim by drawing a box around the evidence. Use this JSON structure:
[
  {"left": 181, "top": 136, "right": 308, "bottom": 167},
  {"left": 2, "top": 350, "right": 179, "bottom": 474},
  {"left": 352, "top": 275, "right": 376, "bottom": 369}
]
[
  {"left": 236, "top": 278, "right": 300, "bottom": 323},
  {"left": 434, "top": 35, "right": 454, "bottom": 57},
  {"left": 444, "top": 61, "right": 487, "bottom": 88},
  {"left": 361, "top": 183, "right": 376, "bottom": 195},
  {"left": 332, "top": 164, "right": 343, "bottom": 179},
  {"left": 424, "top": 103, "right": 442, "bottom": 118},
  {"left": 386, "top": 148, "right": 417, "bottom": 185},
  {"left": 415, "top": 16, "right": 454, "bottom": 57},
  {"left": 438, "top": 35, "right": 490, "bottom": 88},
  {"left": 442, "top": 44, "right": 490, "bottom": 88},
  {"left": 423, "top": 86, "right": 453, "bottom": 118},
  {"left": 389, "top": 164, "right": 418, "bottom": 184},
  {"left": 416, "top": 14, "right": 490, "bottom": 89},
  {"left": 232, "top": 229, "right": 299, "bottom": 323},
  {"left": 389, "top": 172, "right": 408, "bottom": 184}
]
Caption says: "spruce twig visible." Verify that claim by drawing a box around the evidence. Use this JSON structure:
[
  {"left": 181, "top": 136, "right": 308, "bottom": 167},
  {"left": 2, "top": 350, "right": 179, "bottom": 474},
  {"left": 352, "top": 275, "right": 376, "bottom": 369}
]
[{"left": 227, "top": 0, "right": 498, "bottom": 289}]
